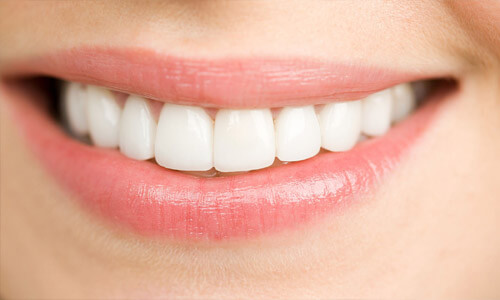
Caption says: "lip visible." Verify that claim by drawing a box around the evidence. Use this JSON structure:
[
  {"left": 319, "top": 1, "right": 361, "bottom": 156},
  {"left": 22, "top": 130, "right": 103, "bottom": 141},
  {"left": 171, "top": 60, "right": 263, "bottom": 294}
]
[
  {"left": 0, "top": 49, "right": 453, "bottom": 241},
  {"left": 1, "top": 47, "right": 442, "bottom": 108}
]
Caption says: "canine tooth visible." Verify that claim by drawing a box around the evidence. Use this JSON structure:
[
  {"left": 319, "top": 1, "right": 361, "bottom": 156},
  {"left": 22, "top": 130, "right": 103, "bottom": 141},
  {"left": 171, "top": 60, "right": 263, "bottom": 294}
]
[
  {"left": 119, "top": 95, "right": 156, "bottom": 160},
  {"left": 391, "top": 83, "right": 416, "bottom": 122},
  {"left": 275, "top": 106, "right": 321, "bottom": 161},
  {"left": 361, "top": 89, "right": 393, "bottom": 136},
  {"left": 155, "top": 104, "right": 213, "bottom": 171},
  {"left": 214, "top": 109, "right": 275, "bottom": 172},
  {"left": 86, "top": 85, "right": 121, "bottom": 148},
  {"left": 319, "top": 100, "right": 362, "bottom": 152},
  {"left": 62, "top": 82, "right": 88, "bottom": 135}
]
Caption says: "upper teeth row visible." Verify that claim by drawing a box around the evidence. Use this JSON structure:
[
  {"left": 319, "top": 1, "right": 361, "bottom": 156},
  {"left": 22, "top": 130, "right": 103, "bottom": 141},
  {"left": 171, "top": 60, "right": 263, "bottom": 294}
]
[{"left": 62, "top": 82, "right": 416, "bottom": 173}]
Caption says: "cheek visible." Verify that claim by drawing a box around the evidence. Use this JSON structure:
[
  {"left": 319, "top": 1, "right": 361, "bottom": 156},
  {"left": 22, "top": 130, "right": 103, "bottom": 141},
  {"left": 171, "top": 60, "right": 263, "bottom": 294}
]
[{"left": 448, "top": 0, "right": 500, "bottom": 55}]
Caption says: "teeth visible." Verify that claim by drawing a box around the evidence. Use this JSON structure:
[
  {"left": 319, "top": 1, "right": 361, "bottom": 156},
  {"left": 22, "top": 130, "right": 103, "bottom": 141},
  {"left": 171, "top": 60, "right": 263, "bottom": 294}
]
[
  {"left": 319, "top": 100, "right": 362, "bottom": 152},
  {"left": 275, "top": 106, "right": 321, "bottom": 162},
  {"left": 62, "top": 82, "right": 88, "bottom": 135},
  {"left": 391, "top": 83, "right": 416, "bottom": 122},
  {"left": 155, "top": 104, "right": 214, "bottom": 171},
  {"left": 62, "top": 81, "right": 421, "bottom": 174},
  {"left": 361, "top": 89, "right": 393, "bottom": 137},
  {"left": 214, "top": 109, "right": 275, "bottom": 172},
  {"left": 86, "top": 85, "right": 121, "bottom": 148},
  {"left": 119, "top": 95, "right": 156, "bottom": 160}
]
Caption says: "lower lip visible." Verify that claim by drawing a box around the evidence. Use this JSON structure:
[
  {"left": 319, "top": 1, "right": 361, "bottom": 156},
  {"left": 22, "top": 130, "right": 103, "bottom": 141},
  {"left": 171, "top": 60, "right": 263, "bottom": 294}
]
[{"left": 2, "top": 80, "right": 447, "bottom": 241}]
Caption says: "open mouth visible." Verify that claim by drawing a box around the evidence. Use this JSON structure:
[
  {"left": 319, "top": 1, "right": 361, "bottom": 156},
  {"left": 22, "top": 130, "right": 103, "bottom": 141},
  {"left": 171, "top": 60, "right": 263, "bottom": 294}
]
[
  {"left": 61, "top": 80, "right": 428, "bottom": 176},
  {"left": 0, "top": 47, "right": 459, "bottom": 241}
]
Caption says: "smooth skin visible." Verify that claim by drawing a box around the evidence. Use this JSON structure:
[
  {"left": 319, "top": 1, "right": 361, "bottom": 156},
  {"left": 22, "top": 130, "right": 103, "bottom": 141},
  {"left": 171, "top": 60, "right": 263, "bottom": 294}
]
[{"left": 1, "top": 1, "right": 500, "bottom": 298}]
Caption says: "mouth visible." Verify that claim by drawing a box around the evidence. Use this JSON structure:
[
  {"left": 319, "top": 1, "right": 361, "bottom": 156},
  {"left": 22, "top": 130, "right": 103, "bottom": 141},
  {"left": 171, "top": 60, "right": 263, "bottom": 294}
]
[{"left": 0, "top": 47, "right": 459, "bottom": 241}]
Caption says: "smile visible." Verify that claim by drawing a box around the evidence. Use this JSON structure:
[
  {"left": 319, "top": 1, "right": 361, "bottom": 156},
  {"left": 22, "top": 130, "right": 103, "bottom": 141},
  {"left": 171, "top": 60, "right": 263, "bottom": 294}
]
[{"left": 1, "top": 47, "right": 458, "bottom": 241}]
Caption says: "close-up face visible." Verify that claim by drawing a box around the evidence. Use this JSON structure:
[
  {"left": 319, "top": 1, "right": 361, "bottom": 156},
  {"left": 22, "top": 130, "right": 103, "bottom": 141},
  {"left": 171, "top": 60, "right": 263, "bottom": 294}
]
[{"left": 1, "top": 1, "right": 499, "bottom": 299}]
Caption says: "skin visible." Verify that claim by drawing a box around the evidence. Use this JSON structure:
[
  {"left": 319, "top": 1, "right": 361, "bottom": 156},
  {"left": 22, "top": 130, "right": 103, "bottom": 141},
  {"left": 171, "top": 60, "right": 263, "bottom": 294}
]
[{"left": 1, "top": 0, "right": 500, "bottom": 298}]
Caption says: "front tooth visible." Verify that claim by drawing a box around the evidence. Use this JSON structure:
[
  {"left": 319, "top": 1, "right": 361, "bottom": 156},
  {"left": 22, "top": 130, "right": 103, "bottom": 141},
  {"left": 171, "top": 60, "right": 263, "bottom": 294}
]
[
  {"left": 214, "top": 109, "right": 275, "bottom": 172},
  {"left": 391, "top": 83, "right": 416, "bottom": 122},
  {"left": 275, "top": 106, "right": 321, "bottom": 161},
  {"left": 119, "top": 95, "right": 156, "bottom": 160},
  {"left": 62, "top": 82, "right": 88, "bottom": 135},
  {"left": 319, "top": 100, "right": 362, "bottom": 152},
  {"left": 86, "top": 85, "right": 121, "bottom": 148},
  {"left": 361, "top": 89, "right": 393, "bottom": 136},
  {"left": 155, "top": 104, "right": 213, "bottom": 171}
]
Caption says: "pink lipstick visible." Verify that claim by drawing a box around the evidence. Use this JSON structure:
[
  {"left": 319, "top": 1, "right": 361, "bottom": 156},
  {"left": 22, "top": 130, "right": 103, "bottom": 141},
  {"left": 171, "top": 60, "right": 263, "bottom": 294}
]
[{"left": 0, "top": 48, "right": 455, "bottom": 240}]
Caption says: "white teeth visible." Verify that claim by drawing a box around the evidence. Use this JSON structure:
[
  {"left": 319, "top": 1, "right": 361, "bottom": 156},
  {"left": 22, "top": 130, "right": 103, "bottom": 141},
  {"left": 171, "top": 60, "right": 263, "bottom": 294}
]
[
  {"left": 62, "top": 82, "right": 88, "bottom": 135},
  {"left": 86, "top": 85, "right": 121, "bottom": 148},
  {"left": 63, "top": 80, "right": 420, "bottom": 174},
  {"left": 119, "top": 95, "right": 156, "bottom": 160},
  {"left": 275, "top": 106, "right": 321, "bottom": 162},
  {"left": 361, "top": 89, "right": 393, "bottom": 136},
  {"left": 214, "top": 109, "right": 275, "bottom": 172},
  {"left": 155, "top": 104, "right": 214, "bottom": 171},
  {"left": 391, "top": 83, "right": 416, "bottom": 122},
  {"left": 319, "top": 100, "right": 362, "bottom": 152}
]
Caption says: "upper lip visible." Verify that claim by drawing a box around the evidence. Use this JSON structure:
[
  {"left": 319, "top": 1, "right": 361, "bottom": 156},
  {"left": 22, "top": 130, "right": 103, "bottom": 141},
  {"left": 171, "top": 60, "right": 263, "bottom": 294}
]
[{"left": 1, "top": 46, "right": 444, "bottom": 108}]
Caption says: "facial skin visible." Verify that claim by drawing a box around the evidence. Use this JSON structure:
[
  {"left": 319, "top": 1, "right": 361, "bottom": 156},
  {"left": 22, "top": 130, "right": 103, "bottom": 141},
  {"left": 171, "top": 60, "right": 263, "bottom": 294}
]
[{"left": 1, "top": 1, "right": 500, "bottom": 298}]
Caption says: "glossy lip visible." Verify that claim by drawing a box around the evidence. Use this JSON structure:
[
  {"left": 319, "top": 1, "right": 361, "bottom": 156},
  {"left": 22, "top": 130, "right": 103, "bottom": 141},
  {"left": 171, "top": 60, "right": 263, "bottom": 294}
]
[
  {"left": 0, "top": 49, "right": 452, "bottom": 241},
  {"left": 1, "top": 47, "right": 441, "bottom": 108}
]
